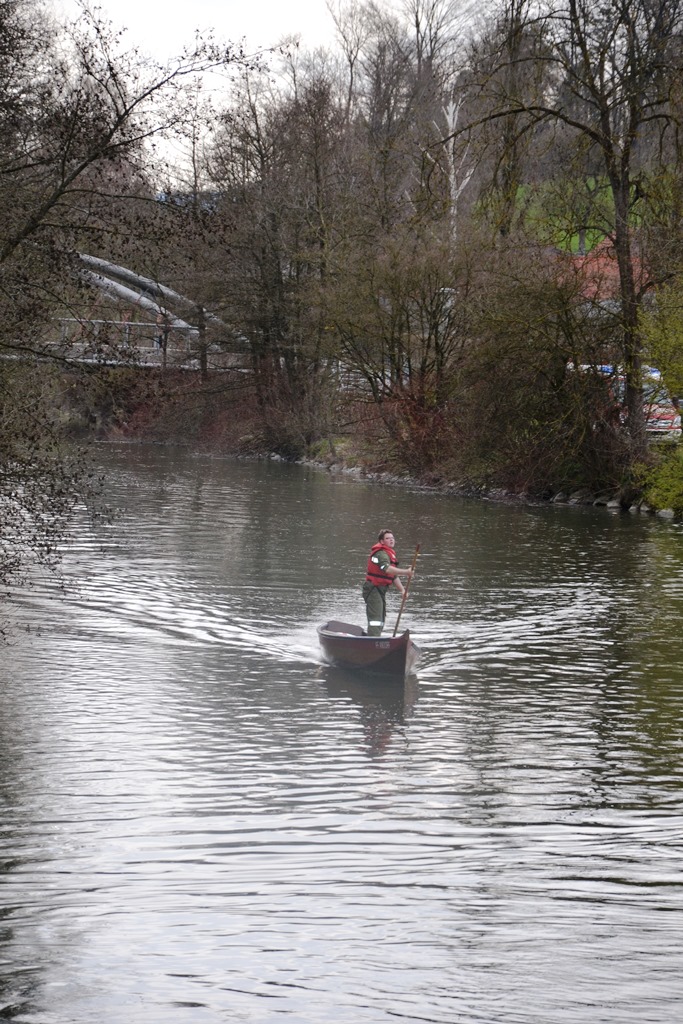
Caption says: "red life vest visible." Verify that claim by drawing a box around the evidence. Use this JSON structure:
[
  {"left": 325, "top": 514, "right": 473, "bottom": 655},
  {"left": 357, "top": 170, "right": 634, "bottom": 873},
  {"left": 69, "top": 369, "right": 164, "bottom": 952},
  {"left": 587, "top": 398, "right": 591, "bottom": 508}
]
[{"left": 365, "top": 542, "right": 398, "bottom": 587}]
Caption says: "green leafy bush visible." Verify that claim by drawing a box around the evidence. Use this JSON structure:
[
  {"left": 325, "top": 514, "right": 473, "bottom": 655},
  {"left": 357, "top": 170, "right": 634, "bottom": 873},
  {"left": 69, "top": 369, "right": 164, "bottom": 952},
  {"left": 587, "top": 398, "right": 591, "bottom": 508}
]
[{"left": 640, "top": 444, "right": 683, "bottom": 514}]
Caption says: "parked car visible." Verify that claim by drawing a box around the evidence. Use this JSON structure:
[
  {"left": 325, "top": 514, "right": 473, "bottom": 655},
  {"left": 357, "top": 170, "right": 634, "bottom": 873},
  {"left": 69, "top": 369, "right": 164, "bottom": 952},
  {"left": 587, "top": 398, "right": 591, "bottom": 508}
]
[
  {"left": 642, "top": 370, "right": 681, "bottom": 439},
  {"left": 571, "top": 363, "right": 682, "bottom": 439}
]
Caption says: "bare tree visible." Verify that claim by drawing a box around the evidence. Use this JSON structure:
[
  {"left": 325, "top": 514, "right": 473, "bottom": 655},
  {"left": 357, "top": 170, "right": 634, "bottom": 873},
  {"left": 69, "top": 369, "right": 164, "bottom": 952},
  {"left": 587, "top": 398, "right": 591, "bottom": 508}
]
[
  {"left": 457, "top": 0, "right": 683, "bottom": 452},
  {"left": 0, "top": 0, "right": 255, "bottom": 597},
  {"left": 328, "top": 0, "right": 373, "bottom": 121},
  {"left": 207, "top": 57, "right": 352, "bottom": 455}
]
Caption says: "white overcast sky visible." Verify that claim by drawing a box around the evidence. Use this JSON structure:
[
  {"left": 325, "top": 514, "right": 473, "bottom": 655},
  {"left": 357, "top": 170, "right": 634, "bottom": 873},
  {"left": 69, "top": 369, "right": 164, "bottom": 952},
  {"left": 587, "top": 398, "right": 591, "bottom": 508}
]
[{"left": 57, "top": 0, "right": 344, "bottom": 59}]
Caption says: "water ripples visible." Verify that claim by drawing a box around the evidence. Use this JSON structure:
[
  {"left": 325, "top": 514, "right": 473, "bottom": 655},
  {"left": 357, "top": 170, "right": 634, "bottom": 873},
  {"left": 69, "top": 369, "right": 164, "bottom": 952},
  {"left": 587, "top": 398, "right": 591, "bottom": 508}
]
[{"left": 2, "top": 447, "right": 683, "bottom": 1023}]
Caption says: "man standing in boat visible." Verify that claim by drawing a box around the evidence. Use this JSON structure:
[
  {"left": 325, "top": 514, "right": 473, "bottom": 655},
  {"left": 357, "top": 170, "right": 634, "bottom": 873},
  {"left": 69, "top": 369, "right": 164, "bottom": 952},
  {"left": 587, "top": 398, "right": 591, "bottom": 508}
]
[{"left": 362, "top": 529, "right": 414, "bottom": 636}]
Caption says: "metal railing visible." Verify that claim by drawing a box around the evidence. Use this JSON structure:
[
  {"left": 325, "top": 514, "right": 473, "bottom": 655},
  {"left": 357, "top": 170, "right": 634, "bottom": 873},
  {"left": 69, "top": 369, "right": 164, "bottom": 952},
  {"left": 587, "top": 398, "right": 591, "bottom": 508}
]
[
  {"left": 43, "top": 318, "right": 243, "bottom": 371},
  {"left": 57, "top": 317, "right": 195, "bottom": 350}
]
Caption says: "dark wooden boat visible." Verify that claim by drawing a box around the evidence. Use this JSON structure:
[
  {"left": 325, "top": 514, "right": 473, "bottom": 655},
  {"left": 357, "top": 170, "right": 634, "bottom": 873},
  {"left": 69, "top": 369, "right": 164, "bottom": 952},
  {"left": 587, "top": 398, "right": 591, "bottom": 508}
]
[{"left": 317, "top": 620, "right": 420, "bottom": 677}]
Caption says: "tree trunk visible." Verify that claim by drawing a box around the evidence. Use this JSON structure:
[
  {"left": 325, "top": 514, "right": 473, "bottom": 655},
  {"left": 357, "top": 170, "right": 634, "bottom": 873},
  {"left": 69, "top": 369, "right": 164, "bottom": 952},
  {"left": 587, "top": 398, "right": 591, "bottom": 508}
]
[
  {"left": 611, "top": 175, "right": 647, "bottom": 453},
  {"left": 196, "top": 304, "right": 208, "bottom": 381}
]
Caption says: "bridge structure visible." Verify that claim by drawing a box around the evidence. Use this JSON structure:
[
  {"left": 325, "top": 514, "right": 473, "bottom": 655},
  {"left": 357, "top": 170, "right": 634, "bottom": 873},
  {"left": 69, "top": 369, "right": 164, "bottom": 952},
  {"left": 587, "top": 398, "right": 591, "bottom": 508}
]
[
  {"left": 53, "top": 316, "right": 243, "bottom": 371},
  {"left": 43, "top": 254, "right": 247, "bottom": 372}
]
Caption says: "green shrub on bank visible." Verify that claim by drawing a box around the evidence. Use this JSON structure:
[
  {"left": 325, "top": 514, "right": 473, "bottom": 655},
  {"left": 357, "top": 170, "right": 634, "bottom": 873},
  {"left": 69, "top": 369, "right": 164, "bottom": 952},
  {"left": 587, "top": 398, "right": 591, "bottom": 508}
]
[{"left": 639, "top": 443, "right": 683, "bottom": 514}]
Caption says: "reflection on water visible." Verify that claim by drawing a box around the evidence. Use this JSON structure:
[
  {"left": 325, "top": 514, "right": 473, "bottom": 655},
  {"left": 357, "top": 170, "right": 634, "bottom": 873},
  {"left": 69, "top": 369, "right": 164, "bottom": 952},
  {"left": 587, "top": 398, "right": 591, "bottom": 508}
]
[
  {"left": 1, "top": 443, "right": 683, "bottom": 1024},
  {"left": 318, "top": 666, "right": 418, "bottom": 759}
]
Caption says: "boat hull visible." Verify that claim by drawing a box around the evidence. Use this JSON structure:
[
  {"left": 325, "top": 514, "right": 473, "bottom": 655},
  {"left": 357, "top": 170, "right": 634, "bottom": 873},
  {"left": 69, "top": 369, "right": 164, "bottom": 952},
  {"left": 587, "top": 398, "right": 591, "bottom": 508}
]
[{"left": 317, "top": 620, "right": 419, "bottom": 677}]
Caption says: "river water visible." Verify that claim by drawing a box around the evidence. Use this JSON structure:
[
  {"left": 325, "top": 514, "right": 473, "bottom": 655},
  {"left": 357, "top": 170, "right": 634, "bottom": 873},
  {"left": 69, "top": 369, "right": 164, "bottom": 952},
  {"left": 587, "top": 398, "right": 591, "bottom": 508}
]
[{"left": 2, "top": 443, "right": 683, "bottom": 1024}]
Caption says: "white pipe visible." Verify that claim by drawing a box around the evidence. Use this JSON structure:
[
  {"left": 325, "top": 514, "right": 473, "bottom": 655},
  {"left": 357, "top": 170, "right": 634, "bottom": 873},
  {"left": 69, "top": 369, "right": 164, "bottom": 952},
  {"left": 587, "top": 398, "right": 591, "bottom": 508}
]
[
  {"left": 79, "top": 270, "right": 198, "bottom": 334},
  {"left": 78, "top": 253, "right": 223, "bottom": 324}
]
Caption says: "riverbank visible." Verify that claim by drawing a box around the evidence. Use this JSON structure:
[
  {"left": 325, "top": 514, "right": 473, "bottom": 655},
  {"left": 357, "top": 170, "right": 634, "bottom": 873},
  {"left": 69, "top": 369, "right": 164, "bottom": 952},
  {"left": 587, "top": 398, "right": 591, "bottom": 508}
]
[
  {"left": 301, "top": 449, "right": 677, "bottom": 518},
  {"left": 61, "top": 366, "right": 679, "bottom": 520}
]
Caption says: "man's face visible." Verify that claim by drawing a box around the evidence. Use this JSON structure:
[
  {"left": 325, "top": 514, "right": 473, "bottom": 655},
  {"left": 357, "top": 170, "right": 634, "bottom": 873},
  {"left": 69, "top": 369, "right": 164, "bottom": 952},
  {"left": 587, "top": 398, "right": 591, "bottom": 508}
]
[{"left": 382, "top": 532, "right": 395, "bottom": 548}]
